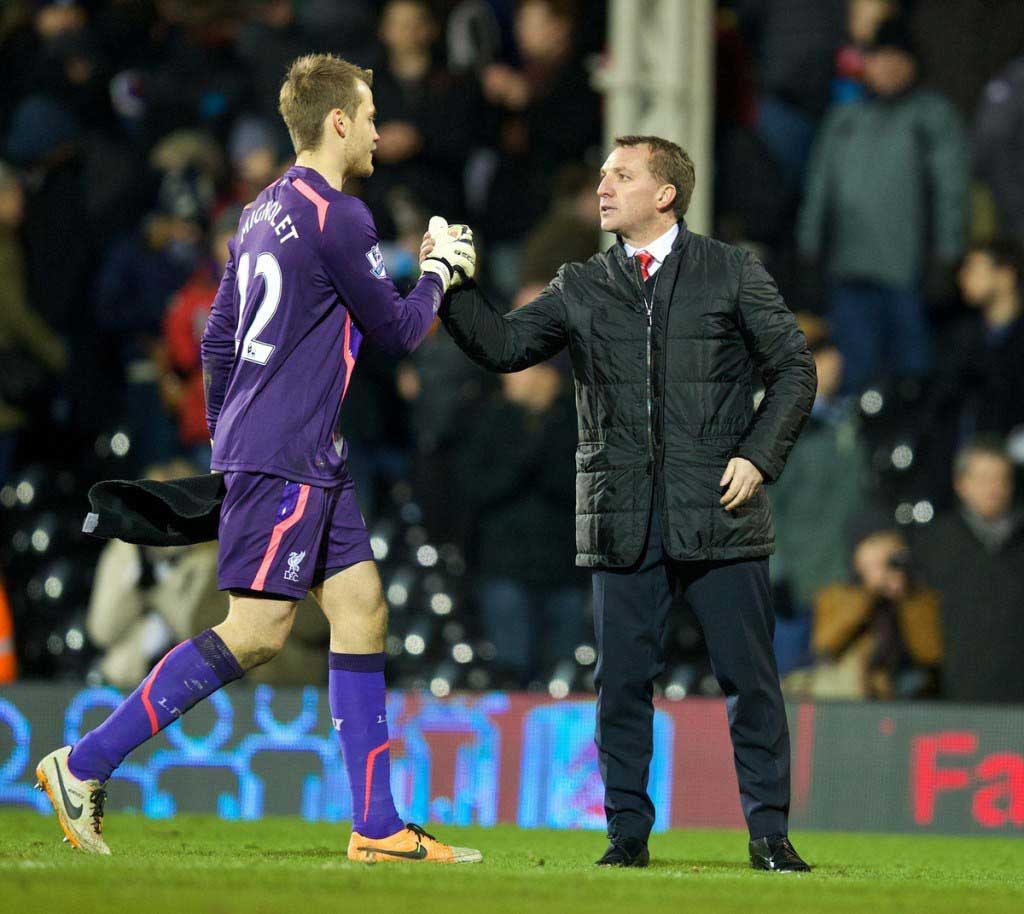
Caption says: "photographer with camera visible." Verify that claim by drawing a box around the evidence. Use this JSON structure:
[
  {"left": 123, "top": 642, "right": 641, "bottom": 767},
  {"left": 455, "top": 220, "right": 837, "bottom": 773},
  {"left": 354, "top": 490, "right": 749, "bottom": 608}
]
[{"left": 786, "top": 514, "right": 943, "bottom": 700}]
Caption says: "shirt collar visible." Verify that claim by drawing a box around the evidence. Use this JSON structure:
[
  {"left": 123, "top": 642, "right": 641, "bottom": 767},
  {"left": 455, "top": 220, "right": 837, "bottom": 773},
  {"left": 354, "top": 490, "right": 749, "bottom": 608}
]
[
  {"left": 623, "top": 222, "right": 680, "bottom": 262},
  {"left": 284, "top": 164, "right": 344, "bottom": 199}
]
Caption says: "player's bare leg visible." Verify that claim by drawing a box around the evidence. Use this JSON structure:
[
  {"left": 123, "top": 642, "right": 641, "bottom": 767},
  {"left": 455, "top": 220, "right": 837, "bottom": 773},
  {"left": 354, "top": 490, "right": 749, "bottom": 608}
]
[
  {"left": 36, "top": 594, "right": 294, "bottom": 853},
  {"left": 214, "top": 593, "right": 298, "bottom": 668},
  {"left": 313, "top": 562, "right": 482, "bottom": 863}
]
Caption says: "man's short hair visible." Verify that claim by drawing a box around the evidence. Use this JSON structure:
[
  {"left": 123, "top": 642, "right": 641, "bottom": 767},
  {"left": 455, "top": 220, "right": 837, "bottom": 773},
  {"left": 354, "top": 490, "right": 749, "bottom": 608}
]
[
  {"left": 383, "top": 0, "right": 433, "bottom": 16},
  {"left": 278, "top": 54, "right": 373, "bottom": 155},
  {"left": 613, "top": 135, "right": 695, "bottom": 218},
  {"left": 966, "top": 237, "right": 1024, "bottom": 284},
  {"left": 953, "top": 435, "right": 1012, "bottom": 478},
  {"left": 517, "top": 0, "right": 580, "bottom": 20}
]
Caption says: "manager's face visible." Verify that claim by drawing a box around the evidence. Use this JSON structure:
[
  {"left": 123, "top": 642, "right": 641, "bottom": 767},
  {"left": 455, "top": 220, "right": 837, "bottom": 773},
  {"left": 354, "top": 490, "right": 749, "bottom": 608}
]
[{"left": 597, "top": 144, "right": 665, "bottom": 238}]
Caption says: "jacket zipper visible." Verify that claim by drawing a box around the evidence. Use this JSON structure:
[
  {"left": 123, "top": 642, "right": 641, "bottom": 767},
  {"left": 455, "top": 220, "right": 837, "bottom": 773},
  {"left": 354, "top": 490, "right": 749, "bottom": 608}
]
[
  {"left": 633, "top": 252, "right": 663, "bottom": 559},
  {"left": 635, "top": 259, "right": 657, "bottom": 468}
]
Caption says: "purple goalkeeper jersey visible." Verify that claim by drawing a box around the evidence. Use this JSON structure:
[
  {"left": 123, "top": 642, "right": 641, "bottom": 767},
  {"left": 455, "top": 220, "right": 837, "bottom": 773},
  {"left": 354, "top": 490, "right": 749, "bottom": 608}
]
[{"left": 201, "top": 165, "right": 443, "bottom": 485}]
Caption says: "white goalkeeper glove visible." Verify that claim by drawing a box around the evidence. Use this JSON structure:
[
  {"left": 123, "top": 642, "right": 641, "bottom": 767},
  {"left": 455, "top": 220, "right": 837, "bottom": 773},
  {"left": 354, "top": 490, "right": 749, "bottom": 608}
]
[{"left": 420, "top": 216, "right": 476, "bottom": 292}]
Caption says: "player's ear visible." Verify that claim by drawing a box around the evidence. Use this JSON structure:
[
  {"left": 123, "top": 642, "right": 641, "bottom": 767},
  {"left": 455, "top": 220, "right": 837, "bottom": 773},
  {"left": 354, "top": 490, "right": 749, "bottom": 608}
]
[{"left": 332, "top": 109, "right": 346, "bottom": 139}]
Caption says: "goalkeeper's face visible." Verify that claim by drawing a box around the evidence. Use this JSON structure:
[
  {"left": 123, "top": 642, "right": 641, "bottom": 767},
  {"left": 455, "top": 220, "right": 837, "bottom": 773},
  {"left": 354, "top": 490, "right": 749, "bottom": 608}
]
[
  {"left": 597, "top": 144, "right": 666, "bottom": 239},
  {"left": 344, "top": 80, "right": 380, "bottom": 179}
]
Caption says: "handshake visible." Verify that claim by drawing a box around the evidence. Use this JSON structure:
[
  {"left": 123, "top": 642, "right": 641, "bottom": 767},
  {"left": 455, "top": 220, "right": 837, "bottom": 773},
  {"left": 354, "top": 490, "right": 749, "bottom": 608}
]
[{"left": 419, "top": 216, "right": 477, "bottom": 294}]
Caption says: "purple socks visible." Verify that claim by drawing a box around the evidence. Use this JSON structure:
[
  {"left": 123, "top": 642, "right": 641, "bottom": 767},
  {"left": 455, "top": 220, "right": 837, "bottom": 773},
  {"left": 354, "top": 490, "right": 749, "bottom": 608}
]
[
  {"left": 329, "top": 652, "right": 404, "bottom": 839},
  {"left": 68, "top": 635, "right": 403, "bottom": 839},
  {"left": 68, "top": 629, "right": 244, "bottom": 783}
]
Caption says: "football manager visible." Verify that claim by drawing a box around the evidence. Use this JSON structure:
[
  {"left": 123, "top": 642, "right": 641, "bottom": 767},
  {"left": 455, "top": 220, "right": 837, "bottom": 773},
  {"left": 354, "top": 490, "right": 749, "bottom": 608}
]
[{"left": 439, "top": 135, "right": 817, "bottom": 871}]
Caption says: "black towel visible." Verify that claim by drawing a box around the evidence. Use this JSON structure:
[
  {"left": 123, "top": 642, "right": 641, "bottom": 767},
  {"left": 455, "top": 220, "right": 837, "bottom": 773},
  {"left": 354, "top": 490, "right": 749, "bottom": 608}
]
[{"left": 82, "top": 473, "right": 227, "bottom": 546}]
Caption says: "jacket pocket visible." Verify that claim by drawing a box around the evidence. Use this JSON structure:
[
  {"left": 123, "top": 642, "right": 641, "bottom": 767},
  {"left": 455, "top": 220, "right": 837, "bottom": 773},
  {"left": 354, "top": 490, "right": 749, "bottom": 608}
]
[{"left": 575, "top": 441, "right": 605, "bottom": 472}]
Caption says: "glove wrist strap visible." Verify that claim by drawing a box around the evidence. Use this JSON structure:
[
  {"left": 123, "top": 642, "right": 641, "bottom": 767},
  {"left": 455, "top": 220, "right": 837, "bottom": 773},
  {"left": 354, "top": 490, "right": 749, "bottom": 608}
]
[{"left": 421, "top": 258, "right": 453, "bottom": 291}]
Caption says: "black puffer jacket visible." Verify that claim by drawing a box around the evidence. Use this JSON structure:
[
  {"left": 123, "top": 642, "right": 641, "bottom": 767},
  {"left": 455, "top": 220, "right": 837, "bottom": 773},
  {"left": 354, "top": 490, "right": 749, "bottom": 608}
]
[{"left": 442, "top": 225, "right": 816, "bottom": 568}]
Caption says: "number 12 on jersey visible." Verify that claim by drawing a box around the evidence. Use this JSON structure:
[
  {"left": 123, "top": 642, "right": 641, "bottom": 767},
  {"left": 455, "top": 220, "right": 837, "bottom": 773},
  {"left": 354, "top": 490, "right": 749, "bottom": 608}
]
[{"left": 235, "top": 251, "right": 282, "bottom": 365}]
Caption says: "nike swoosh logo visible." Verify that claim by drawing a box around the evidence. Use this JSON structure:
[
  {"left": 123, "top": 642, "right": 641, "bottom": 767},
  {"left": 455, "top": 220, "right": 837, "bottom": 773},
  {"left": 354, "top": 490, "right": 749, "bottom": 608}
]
[
  {"left": 54, "top": 761, "right": 83, "bottom": 819},
  {"left": 357, "top": 843, "right": 427, "bottom": 860}
]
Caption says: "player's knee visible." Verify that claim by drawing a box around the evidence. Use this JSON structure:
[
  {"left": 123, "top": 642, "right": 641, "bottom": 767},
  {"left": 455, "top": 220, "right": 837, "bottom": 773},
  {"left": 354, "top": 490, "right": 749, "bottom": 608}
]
[
  {"left": 322, "top": 588, "right": 387, "bottom": 626},
  {"left": 369, "top": 595, "right": 388, "bottom": 625},
  {"left": 354, "top": 594, "right": 388, "bottom": 634},
  {"left": 219, "top": 600, "right": 295, "bottom": 669},
  {"left": 241, "top": 622, "right": 291, "bottom": 667},
  {"left": 324, "top": 596, "right": 387, "bottom": 647},
  {"left": 265, "top": 613, "right": 295, "bottom": 653},
  {"left": 246, "top": 640, "right": 282, "bottom": 667}
]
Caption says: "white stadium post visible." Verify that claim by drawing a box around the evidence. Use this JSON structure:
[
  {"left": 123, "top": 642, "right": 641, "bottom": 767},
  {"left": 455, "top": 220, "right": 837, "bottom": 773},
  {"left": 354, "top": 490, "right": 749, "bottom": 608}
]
[{"left": 598, "top": 0, "right": 715, "bottom": 238}]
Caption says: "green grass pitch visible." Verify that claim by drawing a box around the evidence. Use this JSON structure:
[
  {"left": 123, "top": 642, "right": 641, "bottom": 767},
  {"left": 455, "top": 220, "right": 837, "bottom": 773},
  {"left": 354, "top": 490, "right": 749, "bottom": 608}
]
[{"left": 1, "top": 810, "right": 1022, "bottom": 914}]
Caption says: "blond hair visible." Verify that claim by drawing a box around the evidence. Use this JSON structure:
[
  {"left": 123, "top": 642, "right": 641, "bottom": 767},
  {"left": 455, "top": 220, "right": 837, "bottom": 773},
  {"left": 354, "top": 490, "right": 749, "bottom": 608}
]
[
  {"left": 278, "top": 54, "right": 374, "bottom": 154},
  {"left": 614, "top": 135, "right": 695, "bottom": 218}
]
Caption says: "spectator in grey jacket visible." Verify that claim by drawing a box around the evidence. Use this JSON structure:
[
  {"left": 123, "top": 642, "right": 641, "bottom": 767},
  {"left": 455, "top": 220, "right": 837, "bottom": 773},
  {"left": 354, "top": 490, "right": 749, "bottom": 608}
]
[
  {"left": 975, "top": 55, "right": 1024, "bottom": 241},
  {"left": 798, "top": 17, "right": 968, "bottom": 394}
]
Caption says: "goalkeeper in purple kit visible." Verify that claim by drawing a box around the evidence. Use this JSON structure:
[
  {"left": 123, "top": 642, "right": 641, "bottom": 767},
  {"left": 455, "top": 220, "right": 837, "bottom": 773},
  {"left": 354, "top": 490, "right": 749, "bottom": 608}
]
[{"left": 35, "top": 53, "right": 480, "bottom": 863}]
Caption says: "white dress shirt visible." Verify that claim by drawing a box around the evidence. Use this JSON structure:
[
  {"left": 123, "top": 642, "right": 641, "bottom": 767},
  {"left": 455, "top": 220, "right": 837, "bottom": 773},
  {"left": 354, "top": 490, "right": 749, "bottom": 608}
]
[{"left": 623, "top": 222, "right": 680, "bottom": 278}]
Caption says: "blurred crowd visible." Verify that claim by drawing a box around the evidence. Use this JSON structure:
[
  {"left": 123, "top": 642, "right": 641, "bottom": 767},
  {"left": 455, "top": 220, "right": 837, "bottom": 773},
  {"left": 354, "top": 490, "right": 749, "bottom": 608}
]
[{"left": 0, "top": 0, "right": 1022, "bottom": 705}]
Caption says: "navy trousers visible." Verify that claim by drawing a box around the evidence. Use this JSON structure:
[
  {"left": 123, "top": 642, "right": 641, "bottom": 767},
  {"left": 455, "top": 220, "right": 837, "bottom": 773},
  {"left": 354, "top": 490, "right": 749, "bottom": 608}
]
[{"left": 592, "top": 511, "right": 791, "bottom": 841}]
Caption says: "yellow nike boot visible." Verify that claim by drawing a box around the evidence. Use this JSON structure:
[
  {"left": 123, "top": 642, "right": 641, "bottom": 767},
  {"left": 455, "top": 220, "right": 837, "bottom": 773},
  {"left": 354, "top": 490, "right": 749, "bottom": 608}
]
[
  {"left": 348, "top": 822, "right": 482, "bottom": 863},
  {"left": 35, "top": 745, "right": 111, "bottom": 855}
]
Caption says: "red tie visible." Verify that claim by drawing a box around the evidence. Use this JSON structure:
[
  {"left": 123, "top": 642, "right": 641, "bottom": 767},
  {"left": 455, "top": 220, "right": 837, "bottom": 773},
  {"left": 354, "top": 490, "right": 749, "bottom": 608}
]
[{"left": 635, "top": 250, "right": 655, "bottom": 281}]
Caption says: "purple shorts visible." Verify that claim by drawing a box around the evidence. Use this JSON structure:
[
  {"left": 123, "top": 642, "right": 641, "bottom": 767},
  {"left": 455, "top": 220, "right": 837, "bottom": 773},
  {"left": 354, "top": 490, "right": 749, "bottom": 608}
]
[{"left": 217, "top": 471, "right": 374, "bottom": 599}]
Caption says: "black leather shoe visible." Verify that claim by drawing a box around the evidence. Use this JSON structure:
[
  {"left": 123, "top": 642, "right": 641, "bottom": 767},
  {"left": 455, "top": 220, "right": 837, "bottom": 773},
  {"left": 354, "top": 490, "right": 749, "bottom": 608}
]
[
  {"left": 749, "top": 835, "right": 811, "bottom": 872},
  {"left": 595, "top": 836, "right": 650, "bottom": 867}
]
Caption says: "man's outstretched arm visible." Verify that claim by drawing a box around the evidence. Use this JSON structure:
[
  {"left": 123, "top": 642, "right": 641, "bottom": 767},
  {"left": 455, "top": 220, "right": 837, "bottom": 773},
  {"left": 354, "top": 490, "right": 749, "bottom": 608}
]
[
  {"left": 200, "top": 238, "right": 239, "bottom": 441},
  {"left": 321, "top": 198, "right": 445, "bottom": 357},
  {"left": 441, "top": 266, "right": 570, "bottom": 373}
]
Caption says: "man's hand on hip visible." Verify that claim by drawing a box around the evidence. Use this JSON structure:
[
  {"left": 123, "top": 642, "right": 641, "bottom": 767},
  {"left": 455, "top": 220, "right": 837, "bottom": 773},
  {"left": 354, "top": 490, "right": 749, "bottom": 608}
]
[{"left": 719, "top": 457, "right": 763, "bottom": 512}]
